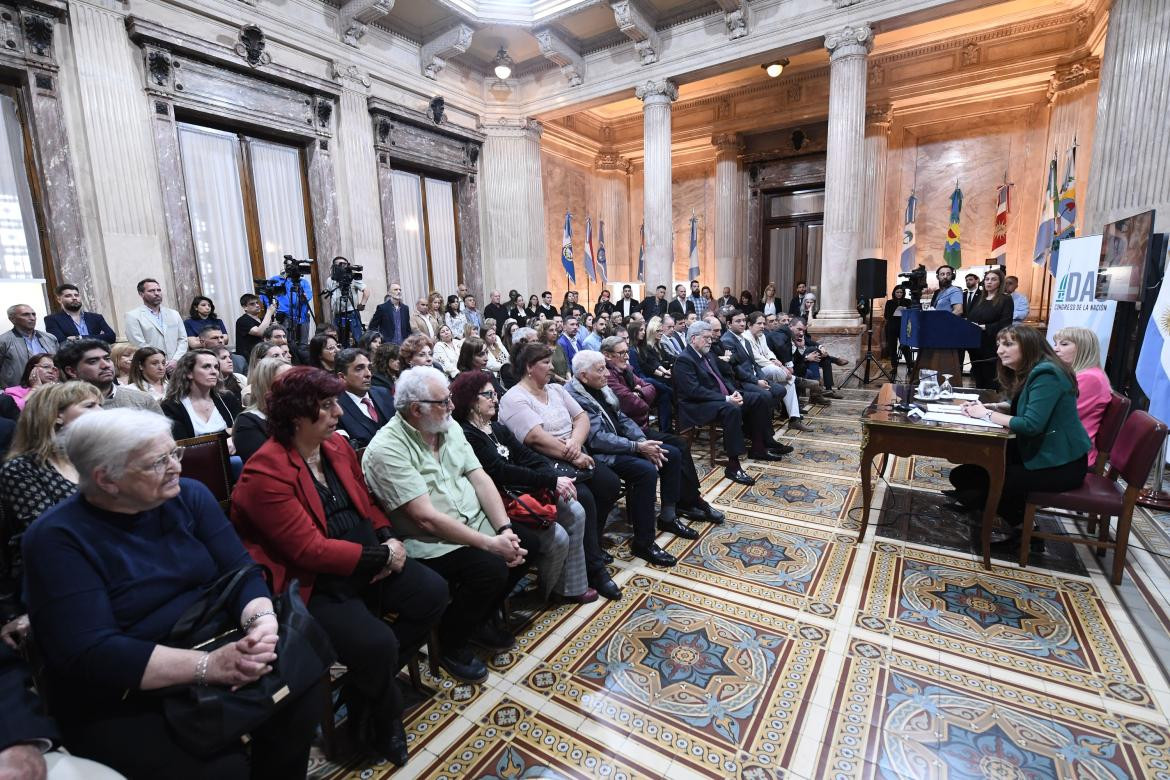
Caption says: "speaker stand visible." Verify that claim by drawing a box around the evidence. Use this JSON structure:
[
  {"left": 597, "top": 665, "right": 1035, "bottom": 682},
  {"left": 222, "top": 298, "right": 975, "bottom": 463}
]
[{"left": 842, "top": 299, "right": 892, "bottom": 387}]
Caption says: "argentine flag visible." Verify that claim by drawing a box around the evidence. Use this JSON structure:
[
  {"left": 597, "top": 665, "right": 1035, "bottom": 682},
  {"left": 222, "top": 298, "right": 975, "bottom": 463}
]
[
  {"left": 560, "top": 212, "right": 575, "bottom": 283},
  {"left": 1137, "top": 263, "right": 1170, "bottom": 429}
]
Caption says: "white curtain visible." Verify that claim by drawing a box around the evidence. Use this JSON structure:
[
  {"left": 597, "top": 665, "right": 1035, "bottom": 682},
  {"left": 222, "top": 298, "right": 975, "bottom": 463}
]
[
  {"left": 424, "top": 177, "right": 457, "bottom": 297},
  {"left": 0, "top": 94, "right": 43, "bottom": 282},
  {"left": 177, "top": 124, "right": 252, "bottom": 312},
  {"left": 248, "top": 139, "right": 310, "bottom": 277},
  {"left": 391, "top": 170, "right": 428, "bottom": 306}
]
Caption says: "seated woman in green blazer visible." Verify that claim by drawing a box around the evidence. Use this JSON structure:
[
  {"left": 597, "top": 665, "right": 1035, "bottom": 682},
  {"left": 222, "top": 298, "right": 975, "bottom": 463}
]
[{"left": 949, "top": 324, "right": 1091, "bottom": 554}]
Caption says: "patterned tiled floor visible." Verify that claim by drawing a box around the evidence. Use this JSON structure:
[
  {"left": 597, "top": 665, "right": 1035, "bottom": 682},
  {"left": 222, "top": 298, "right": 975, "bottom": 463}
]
[{"left": 308, "top": 384, "right": 1170, "bottom": 779}]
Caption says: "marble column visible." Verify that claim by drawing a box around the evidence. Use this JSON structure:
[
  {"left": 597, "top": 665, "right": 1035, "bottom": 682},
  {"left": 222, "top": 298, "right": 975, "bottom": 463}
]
[
  {"left": 595, "top": 153, "right": 631, "bottom": 282},
  {"left": 859, "top": 104, "right": 892, "bottom": 260},
  {"left": 456, "top": 173, "right": 484, "bottom": 301},
  {"left": 334, "top": 67, "right": 386, "bottom": 293},
  {"left": 479, "top": 119, "right": 547, "bottom": 296},
  {"left": 1084, "top": 0, "right": 1170, "bottom": 234},
  {"left": 819, "top": 24, "right": 872, "bottom": 327},
  {"left": 306, "top": 138, "right": 342, "bottom": 297},
  {"left": 712, "top": 133, "right": 744, "bottom": 297},
  {"left": 636, "top": 79, "right": 678, "bottom": 290}
]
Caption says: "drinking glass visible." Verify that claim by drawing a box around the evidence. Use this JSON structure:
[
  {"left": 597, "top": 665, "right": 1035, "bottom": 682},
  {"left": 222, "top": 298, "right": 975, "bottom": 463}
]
[{"left": 939, "top": 373, "right": 954, "bottom": 399}]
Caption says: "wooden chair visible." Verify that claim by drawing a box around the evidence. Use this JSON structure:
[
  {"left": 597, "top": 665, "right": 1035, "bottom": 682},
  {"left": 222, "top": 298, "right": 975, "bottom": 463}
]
[
  {"left": 176, "top": 432, "right": 233, "bottom": 510},
  {"left": 680, "top": 422, "right": 723, "bottom": 466},
  {"left": 1019, "top": 411, "right": 1168, "bottom": 585},
  {"left": 1092, "top": 391, "right": 1132, "bottom": 476}
]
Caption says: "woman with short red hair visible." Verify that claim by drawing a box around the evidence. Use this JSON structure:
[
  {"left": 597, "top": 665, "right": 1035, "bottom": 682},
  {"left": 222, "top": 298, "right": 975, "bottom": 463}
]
[{"left": 231, "top": 366, "right": 447, "bottom": 766}]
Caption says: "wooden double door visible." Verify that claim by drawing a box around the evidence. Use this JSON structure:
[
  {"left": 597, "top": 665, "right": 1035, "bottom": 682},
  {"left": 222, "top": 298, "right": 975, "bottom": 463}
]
[{"left": 760, "top": 188, "right": 824, "bottom": 302}]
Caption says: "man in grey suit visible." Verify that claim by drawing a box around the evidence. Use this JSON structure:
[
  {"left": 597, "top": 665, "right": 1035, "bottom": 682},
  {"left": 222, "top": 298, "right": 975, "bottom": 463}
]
[
  {"left": 0, "top": 304, "right": 58, "bottom": 388},
  {"left": 124, "top": 278, "right": 187, "bottom": 367},
  {"left": 55, "top": 338, "right": 161, "bottom": 412}
]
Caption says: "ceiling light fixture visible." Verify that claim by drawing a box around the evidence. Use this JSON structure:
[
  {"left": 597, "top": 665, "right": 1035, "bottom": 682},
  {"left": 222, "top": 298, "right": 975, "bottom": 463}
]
[
  {"left": 493, "top": 46, "right": 514, "bottom": 81},
  {"left": 762, "top": 58, "right": 790, "bottom": 78}
]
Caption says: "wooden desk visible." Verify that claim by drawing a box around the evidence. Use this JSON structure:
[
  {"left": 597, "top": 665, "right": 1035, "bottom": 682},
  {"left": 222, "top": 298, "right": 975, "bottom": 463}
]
[{"left": 858, "top": 383, "right": 1014, "bottom": 569}]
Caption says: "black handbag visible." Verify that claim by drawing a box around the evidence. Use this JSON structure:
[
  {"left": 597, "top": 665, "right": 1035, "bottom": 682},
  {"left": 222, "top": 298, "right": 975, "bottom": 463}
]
[
  {"left": 549, "top": 460, "right": 593, "bottom": 482},
  {"left": 159, "top": 565, "right": 335, "bottom": 755}
]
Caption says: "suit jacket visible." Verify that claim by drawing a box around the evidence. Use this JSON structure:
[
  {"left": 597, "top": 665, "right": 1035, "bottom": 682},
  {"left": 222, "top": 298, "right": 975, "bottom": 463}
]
[
  {"left": 606, "top": 361, "right": 655, "bottom": 428},
  {"left": 0, "top": 329, "right": 58, "bottom": 388},
  {"left": 961, "top": 288, "right": 981, "bottom": 316},
  {"left": 161, "top": 392, "right": 242, "bottom": 440},
  {"left": 721, "top": 331, "right": 764, "bottom": 385},
  {"left": 483, "top": 302, "right": 508, "bottom": 326},
  {"left": 667, "top": 298, "right": 695, "bottom": 318},
  {"left": 411, "top": 311, "right": 438, "bottom": 339},
  {"left": 765, "top": 328, "right": 794, "bottom": 364},
  {"left": 640, "top": 296, "right": 668, "bottom": 320},
  {"left": 717, "top": 295, "right": 737, "bottom": 309},
  {"left": 43, "top": 311, "right": 116, "bottom": 344},
  {"left": 557, "top": 333, "right": 579, "bottom": 365},
  {"left": 231, "top": 433, "right": 392, "bottom": 601},
  {"left": 615, "top": 298, "right": 639, "bottom": 321},
  {"left": 337, "top": 387, "right": 395, "bottom": 447},
  {"left": 672, "top": 347, "right": 734, "bottom": 430},
  {"left": 368, "top": 300, "right": 412, "bottom": 344},
  {"left": 565, "top": 379, "right": 646, "bottom": 466},
  {"left": 659, "top": 330, "right": 686, "bottom": 359},
  {"left": 124, "top": 305, "right": 187, "bottom": 361}
]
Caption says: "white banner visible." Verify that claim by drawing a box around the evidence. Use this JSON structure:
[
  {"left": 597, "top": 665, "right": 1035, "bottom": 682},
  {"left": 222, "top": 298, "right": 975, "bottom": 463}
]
[{"left": 1047, "top": 234, "right": 1117, "bottom": 359}]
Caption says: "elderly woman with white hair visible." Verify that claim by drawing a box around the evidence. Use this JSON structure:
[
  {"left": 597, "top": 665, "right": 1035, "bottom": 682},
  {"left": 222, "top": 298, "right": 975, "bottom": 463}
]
[{"left": 20, "top": 408, "right": 324, "bottom": 778}]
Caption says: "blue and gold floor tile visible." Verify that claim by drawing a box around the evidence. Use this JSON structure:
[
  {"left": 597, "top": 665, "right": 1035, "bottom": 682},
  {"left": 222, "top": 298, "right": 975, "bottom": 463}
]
[
  {"left": 715, "top": 470, "right": 860, "bottom": 530},
  {"left": 816, "top": 640, "right": 1170, "bottom": 779},
  {"left": 752, "top": 440, "right": 861, "bottom": 479},
  {"left": 887, "top": 455, "right": 952, "bottom": 491},
  {"left": 857, "top": 543, "right": 1153, "bottom": 707},
  {"left": 662, "top": 512, "right": 857, "bottom": 619},
  {"left": 779, "top": 418, "right": 863, "bottom": 444}
]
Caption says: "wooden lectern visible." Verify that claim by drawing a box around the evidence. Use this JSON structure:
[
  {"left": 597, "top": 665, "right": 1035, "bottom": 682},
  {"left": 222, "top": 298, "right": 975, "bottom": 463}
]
[{"left": 901, "top": 309, "right": 981, "bottom": 386}]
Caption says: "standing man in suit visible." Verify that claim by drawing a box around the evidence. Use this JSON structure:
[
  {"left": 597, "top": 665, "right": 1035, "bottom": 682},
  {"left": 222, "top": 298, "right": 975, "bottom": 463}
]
[
  {"left": 641, "top": 285, "right": 668, "bottom": 320},
  {"left": 411, "top": 296, "right": 437, "bottom": 339},
  {"left": 335, "top": 348, "right": 394, "bottom": 448},
  {"left": 43, "top": 284, "right": 116, "bottom": 344},
  {"left": 537, "top": 291, "right": 558, "bottom": 321},
  {"left": 786, "top": 282, "right": 808, "bottom": 317},
  {"left": 667, "top": 284, "right": 695, "bottom": 319},
  {"left": 615, "top": 284, "right": 639, "bottom": 322},
  {"left": 0, "top": 304, "right": 58, "bottom": 388},
  {"left": 369, "top": 283, "right": 412, "bottom": 345},
  {"left": 960, "top": 273, "right": 981, "bottom": 315},
  {"left": 557, "top": 316, "right": 581, "bottom": 365},
  {"left": 673, "top": 321, "right": 784, "bottom": 486},
  {"left": 124, "top": 278, "right": 187, "bottom": 368}
]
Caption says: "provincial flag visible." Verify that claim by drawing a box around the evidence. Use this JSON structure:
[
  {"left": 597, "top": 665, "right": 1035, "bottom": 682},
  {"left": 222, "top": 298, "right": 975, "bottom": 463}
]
[
  {"left": 991, "top": 184, "right": 1010, "bottom": 264},
  {"left": 637, "top": 223, "right": 645, "bottom": 282},
  {"left": 943, "top": 186, "right": 963, "bottom": 269},
  {"left": 596, "top": 220, "right": 609, "bottom": 284},
  {"left": 583, "top": 217, "right": 597, "bottom": 283},
  {"left": 1051, "top": 146, "right": 1077, "bottom": 278},
  {"left": 687, "top": 213, "right": 699, "bottom": 281},
  {"left": 560, "top": 211, "right": 575, "bottom": 283},
  {"left": 1033, "top": 156, "right": 1057, "bottom": 266},
  {"left": 899, "top": 193, "right": 918, "bottom": 272},
  {"left": 1136, "top": 258, "right": 1170, "bottom": 433}
]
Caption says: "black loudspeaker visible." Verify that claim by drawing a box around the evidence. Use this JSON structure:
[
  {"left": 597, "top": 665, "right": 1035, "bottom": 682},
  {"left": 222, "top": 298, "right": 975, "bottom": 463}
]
[{"left": 856, "top": 257, "right": 887, "bottom": 299}]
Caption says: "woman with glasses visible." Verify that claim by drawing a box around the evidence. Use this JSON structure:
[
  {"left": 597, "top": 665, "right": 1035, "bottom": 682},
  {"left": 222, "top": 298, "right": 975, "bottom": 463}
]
[
  {"left": 498, "top": 343, "right": 622, "bottom": 601},
  {"left": 308, "top": 332, "right": 340, "bottom": 373},
  {"left": 231, "top": 368, "right": 447, "bottom": 766},
  {"left": 3, "top": 354, "right": 59, "bottom": 411},
  {"left": 0, "top": 381, "right": 102, "bottom": 651},
  {"left": 22, "top": 408, "right": 324, "bottom": 778}
]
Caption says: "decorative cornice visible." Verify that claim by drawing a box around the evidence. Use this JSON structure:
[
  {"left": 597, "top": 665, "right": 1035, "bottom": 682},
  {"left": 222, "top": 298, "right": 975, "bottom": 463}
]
[
  {"left": 339, "top": 0, "right": 394, "bottom": 48},
  {"left": 332, "top": 61, "right": 372, "bottom": 90},
  {"left": 825, "top": 24, "right": 873, "bottom": 60},
  {"left": 1046, "top": 55, "right": 1101, "bottom": 101},
  {"left": 611, "top": 0, "right": 660, "bottom": 66},
  {"left": 634, "top": 78, "right": 678, "bottom": 103},
  {"left": 419, "top": 23, "right": 474, "bottom": 80},
  {"left": 711, "top": 132, "right": 744, "bottom": 155},
  {"left": 477, "top": 116, "right": 543, "bottom": 141}
]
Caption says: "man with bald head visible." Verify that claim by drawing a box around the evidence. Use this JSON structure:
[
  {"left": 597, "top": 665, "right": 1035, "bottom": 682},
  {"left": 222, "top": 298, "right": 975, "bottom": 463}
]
[{"left": 0, "top": 304, "right": 58, "bottom": 388}]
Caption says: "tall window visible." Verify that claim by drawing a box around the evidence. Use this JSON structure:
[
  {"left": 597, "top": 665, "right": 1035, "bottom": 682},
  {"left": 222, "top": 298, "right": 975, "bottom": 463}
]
[
  {"left": 176, "top": 123, "right": 314, "bottom": 316},
  {"left": 0, "top": 88, "right": 50, "bottom": 315},
  {"left": 763, "top": 188, "right": 824, "bottom": 301},
  {"left": 390, "top": 170, "right": 459, "bottom": 306}
]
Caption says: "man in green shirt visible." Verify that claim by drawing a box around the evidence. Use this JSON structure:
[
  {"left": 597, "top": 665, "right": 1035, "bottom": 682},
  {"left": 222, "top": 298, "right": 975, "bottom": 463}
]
[{"left": 363, "top": 365, "right": 527, "bottom": 684}]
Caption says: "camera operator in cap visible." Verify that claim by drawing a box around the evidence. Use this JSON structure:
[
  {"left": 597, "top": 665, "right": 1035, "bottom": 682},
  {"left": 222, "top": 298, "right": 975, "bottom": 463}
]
[
  {"left": 261, "top": 257, "right": 314, "bottom": 346},
  {"left": 325, "top": 256, "right": 369, "bottom": 348}
]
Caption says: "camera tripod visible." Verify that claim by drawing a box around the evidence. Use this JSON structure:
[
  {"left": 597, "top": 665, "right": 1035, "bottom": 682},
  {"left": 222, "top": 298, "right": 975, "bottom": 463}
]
[
  {"left": 326, "top": 281, "right": 360, "bottom": 348},
  {"left": 842, "top": 297, "right": 893, "bottom": 387}
]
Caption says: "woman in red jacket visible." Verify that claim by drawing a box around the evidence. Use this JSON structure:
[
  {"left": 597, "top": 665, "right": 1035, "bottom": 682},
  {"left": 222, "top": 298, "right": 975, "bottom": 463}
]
[{"left": 231, "top": 367, "right": 447, "bottom": 767}]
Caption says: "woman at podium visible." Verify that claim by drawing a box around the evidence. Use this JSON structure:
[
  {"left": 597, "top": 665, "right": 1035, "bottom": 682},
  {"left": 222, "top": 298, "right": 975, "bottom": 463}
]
[
  {"left": 950, "top": 325, "right": 1091, "bottom": 554},
  {"left": 964, "top": 269, "right": 1014, "bottom": 389}
]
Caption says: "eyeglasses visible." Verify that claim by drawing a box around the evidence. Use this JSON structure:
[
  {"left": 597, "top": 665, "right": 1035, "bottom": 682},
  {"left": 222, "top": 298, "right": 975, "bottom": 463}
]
[
  {"left": 142, "top": 447, "right": 185, "bottom": 475},
  {"left": 612, "top": 350, "right": 630, "bottom": 357},
  {"left": 477, "top": 390, "right": 498, "bottom": 400},
  {"left": 416, "top": 396, "right": 454, "bottom": 408}
]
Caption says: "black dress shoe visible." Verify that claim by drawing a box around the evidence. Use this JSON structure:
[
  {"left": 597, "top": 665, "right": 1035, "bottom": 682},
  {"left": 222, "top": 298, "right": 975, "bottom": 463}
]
[
  {"left": 725, "top": 468, "right": 757, "bottom": 485},
  {"left": 593, "top": 578, "right": 622, "bottom": 600},
  {"left": 768, "top": 442, "right": 795, "bottom": 455},
  {"left": 941, "top": 489, "right": 959, "bottom": 499},
  {"left": 749, "top": 451, "right": 784, "bottom": 462},
  {"left": 600, "top": 551, "right": 614, "bottom": 564},
  {"left": 657, "top": 517, "right": 699, "bottom": 539},
  {"left": 439, "top": 647, "right": 489, "bottom": 684},
  {"left": 631, "top": 542, "right": 678, "bottom": 567},
  {"left": 469, "top": 621, "right": 516, "bottom": 652},
  {"left": 371, "top": 717, "right": 409, "bottom": 767},
  {"left": 679, "top": 502, "right": 724, "bottom": 524}
]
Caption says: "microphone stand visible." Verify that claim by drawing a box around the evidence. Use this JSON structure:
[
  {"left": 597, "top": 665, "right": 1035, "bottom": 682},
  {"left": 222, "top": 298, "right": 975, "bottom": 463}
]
[{"left": 842, "top": 297, "right": 892, "bottom": 387}]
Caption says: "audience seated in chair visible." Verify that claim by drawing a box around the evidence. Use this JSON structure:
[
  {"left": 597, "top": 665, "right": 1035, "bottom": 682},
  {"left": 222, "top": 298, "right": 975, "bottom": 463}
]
[
  {"left": 2, "top": 354, "right": 58, "bottom": 412},
  {"left": 160, "top": 350, "right": 242, "bottom": 453},
  {"left": 1052, "top": 326, "right": 1113, "bottom": 466},
  {"left": 333, "top": 348, "right": 394, "bottom": 449},
  {"left": 232, "top": 357, "right": 291, "bottom": 463},
  {"left": 55, "top": 338, "right": 161, "bottom": 412}
]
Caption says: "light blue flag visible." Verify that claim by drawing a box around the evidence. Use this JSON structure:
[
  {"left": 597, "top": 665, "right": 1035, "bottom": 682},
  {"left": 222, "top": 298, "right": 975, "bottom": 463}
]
[
  {"left": 637, "top": 223, "right": 645, "bottom": 282},
  {"left": 899, "top": 194, "right": 917, "bottom": 272},
  {"left": 583, "top": 217, "right": 596, "bottom": 283},
  {"left": 1033, "top": 156, "right": 1057, "bottom": 266},
  {"left": 687, "top": 213, "right": 699, "bottom": 281},
  {"left": 596, "top": 220, "right": 608, "bottom": 284},
  {"left": 1137, "top": 264, "right": 1170, "bottom": 432},
  {"left": 560, "top": 212, "right": 575, "bottom": 283}
]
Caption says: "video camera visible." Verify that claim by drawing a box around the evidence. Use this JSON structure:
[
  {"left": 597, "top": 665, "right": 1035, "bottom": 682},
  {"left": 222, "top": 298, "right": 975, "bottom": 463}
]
[
  {"left": 253, "top": 278, "right": 284, "bottom": 300},
  {"left": 329, "top": 256, "right": 363, "bottom": 289},
  {"left": 283, "top": 255, "right": 313, "bottom": 281},
  {"left": 897, "top": 264, "right": 928, "bottom": 306}
]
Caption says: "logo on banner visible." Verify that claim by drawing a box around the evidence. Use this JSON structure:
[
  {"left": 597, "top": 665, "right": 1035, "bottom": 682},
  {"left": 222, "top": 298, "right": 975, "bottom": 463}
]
[{"left": 1055, "top": 272, "right": 1097, "bottom": 304}]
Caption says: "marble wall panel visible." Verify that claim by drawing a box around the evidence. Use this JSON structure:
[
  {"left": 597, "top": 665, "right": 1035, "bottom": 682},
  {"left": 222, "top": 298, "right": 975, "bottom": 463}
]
[
  {"left": 671, "top": 163, "right": 716, "bottom": 289},
  {"left": 540, "top": 151, "right": 596, "bottom": 299}
]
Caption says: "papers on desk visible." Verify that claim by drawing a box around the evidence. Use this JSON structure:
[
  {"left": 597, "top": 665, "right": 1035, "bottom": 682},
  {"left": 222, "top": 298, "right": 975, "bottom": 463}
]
[
  {"left": 920, "top": 411, "right": 1002, "bottom": 428},
  {"left": 947, "top": 391, "right": 981, "bottom": 401},
  {"left": 924, "top": 403, "right": 970, "bottom": 414}
]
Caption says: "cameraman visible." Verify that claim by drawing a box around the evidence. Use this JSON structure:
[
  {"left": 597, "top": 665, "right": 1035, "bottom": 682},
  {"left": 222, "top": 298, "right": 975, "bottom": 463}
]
[
  {"left": 235, "top": 293, "right": 277, "bottom": 360},
  {"left": 262, "top": 263, "right": 313, "bottom": 345},
  {"left": 325, "top": 256, "right": 368, "bottom": 346}
]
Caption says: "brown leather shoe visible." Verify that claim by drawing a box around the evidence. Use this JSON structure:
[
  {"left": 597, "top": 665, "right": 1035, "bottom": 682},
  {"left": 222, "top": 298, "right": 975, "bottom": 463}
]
[{"left": 787, "top": 418, "right": 812, "bottom": 432}]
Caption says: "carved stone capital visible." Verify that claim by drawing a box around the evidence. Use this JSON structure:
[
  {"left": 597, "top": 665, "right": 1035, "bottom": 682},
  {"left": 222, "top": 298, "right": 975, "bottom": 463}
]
[
  {"left": 711, "top": 132, "right": 744, "bottom": 155},
  {"left": 1046, "top": 56, "right": 1101, "bottom": 101},
  {"left": 331, "top": 61, "right": 372, "bottom": 90},
  {"left": 825, "top": 24, "right": 873, "bottom": 60},
  {"left": 595, "top": 152, "right": 631, "bottom": 173},
  {"left": 865, "top": 103, "right": 893, "bottom": 129},
  {"left": 477, "top": 116, "right": 543, "bottom": 141},
  {"left": 534, "top": 28, "right": 585, "bottom": 87},
  {"left": 339, "top": 0, "right": 393, "bottom": 47},
  {"left": 635, "top": 78, "right": 678, "bottom": 103}
]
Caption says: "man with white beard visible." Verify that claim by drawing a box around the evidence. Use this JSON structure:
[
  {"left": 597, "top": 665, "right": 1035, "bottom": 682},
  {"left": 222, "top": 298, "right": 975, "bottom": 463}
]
[{"left": 363, "top": 366, "right": 529, "bottom": 685}]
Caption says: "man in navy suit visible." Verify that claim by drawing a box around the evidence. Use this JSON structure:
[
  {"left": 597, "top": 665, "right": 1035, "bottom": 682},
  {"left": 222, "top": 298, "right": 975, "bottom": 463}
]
[
  {"left": 672, "top": 321, "right": 781, "bottom": 486},
  {"left": 367, "top": 282, "right": 413, "bottom": 345},
  {"left": 721, "top": 310, "right": 788, "bottom": 412},
  {"left": 667, "top": 284, "right": 695, "bottom": 319},
  {"left": 335, "top": 348, "right": 394, "bottom": 448},
  {"left": 640, "top": 285, "right": 668, "bottom": 320},
  {"left": 43, "top": 284, "right": 116, "bottom": 344}
]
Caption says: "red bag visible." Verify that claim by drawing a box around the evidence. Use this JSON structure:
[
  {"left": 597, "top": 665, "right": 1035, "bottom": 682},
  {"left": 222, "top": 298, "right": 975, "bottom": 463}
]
[{"left": 502, "top": 489, "right": 557, "bottom": 530}]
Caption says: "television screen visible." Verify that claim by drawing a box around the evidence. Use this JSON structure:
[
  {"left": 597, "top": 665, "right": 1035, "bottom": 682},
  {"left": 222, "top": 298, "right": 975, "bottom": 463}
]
[{"left": 1096, "top": 209, "right": 1156, "bottom": 302}]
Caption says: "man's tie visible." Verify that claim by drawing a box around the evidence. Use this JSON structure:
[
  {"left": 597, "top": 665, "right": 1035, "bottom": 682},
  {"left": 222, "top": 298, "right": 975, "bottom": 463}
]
[
  {"left": 703, "top": 354, "right": 731, "bottom": 396},
  {"left": 361, "top": 396, "right": 380, "bottom": 423}
]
